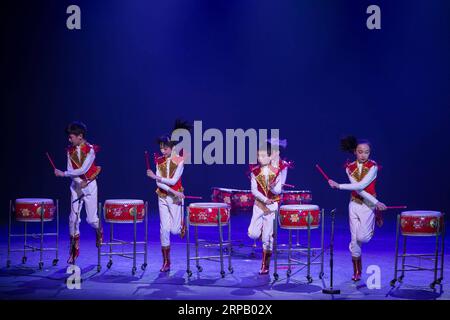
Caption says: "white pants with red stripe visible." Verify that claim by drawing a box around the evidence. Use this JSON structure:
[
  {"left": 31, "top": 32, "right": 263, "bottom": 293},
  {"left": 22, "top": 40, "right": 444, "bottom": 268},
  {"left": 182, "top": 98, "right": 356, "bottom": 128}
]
[
  {"left": 348, "top": 201, "right": 375, "bottom": 258},
  {"left": 69, "top": 180, "right": 99, "bottom": 236},
  {"left": 158, "top": 195, "right": 183, "bottom": 247},
  {"left": 248, "top": 202, "right": 278, "bottom": 252}
]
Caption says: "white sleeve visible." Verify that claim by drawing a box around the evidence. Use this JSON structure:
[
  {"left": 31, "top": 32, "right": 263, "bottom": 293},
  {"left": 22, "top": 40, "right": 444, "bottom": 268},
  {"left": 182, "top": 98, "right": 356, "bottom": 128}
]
[
  {"left": 160, "top": 161, "right": 184, "bottom": 186},
  {"left": 251, "top": 173, "right": 269, "bottom": 203},
  {"left": 339, "top": 166, "right": 377, "bottom": 191},
  {"left": 270, "top": 173, "right": 283, "bottom": 195},
  {"left": 155, "top": 163, "right": 171, "bottom": 192},
  {"left": 358, "top": 190, "right": 379, "bottom": 206},
  {"left": 343, "top": 169, "right": 379, "bottom": 205},
  {"left": 280, "top": 167, "right": 288, "bottom": 186},
  {"left": 66, "top": 152, "right": 84, "bottom": 183}
]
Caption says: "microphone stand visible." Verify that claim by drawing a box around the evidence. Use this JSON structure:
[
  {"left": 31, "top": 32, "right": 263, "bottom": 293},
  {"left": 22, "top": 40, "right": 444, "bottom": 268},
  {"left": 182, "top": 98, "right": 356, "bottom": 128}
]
[{"left": 323, "top": 208, "right": 340, "bottom": 295}]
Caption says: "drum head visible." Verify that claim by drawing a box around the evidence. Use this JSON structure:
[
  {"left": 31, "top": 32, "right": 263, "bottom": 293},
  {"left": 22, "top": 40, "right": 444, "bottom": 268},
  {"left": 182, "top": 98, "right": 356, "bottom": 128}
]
[
  {"left": 283, "top": 190, "right": 311, "bottom": 194},
  {"left": 280, "top": 204, "right": 319, "bottom": 211},
  {"left": 401, "top": 210, "right": 441, "bottom": 217},
  {"left": 189, "top": 202, "right": 230, "bottom": 209},
  {"left": 105, "top": 199, "right": 144, "bottom": 205},
  {"left": 16, "top": 198, "right": 53, "bottom": 204}
]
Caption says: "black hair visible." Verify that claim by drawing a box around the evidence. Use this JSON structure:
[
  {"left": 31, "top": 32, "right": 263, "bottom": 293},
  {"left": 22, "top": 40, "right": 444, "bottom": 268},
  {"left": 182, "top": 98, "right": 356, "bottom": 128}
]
[
  {"left": 157, "top": 119, "right": 192, "bottom": 148},
  {"left": 340, "top": 135, "right": 371, "bottom": 153},
  {"left": 65, "top": 121, "right": 87, "bottom": 138}
]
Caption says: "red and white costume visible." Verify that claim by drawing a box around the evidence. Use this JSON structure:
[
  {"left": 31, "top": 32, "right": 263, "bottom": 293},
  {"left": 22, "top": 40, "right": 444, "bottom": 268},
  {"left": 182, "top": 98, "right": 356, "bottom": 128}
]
[
  {"left": 155, "top": 153, "right": 184, "bottom": 247},
  {"left": 64, "top": 142, "right": 101, "bottom": 236},
  {"left": 248, "top": 163, "right": 283, "bottom": 252},
  {"left": 338, "top": 160, "right": 379, "bottom": 258}
]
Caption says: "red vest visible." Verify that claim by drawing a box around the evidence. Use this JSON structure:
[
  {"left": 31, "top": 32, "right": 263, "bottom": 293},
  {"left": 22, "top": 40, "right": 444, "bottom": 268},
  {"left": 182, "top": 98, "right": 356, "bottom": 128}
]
[
  {"left": 67, "top": 143, "right": 101, "bottom": 181},
  {"left": 155, "top": 154, "right": 183, "bottom": 197},
  {"left": 346, "top": 159, "right": 377, "bottom": 203},
  {"left": 252, "top": 164, "right": 281, "bottom": 202}
]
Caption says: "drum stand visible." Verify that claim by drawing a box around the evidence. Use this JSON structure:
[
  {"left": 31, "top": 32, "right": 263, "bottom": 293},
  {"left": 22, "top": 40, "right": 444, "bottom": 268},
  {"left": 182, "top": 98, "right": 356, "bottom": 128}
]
[
  {"left": 273, "top": 209, "right": 325, "bottom": 282},
  {"left": 97, "top": 202, "right": 148, "bottom": 275},
  {"left": 7, "top": 200, "right": 59, "bottom": 269},
  {"left": 322, "top": 209, "right": 340, "bottom": 294},
  {"left": 186, "top": 208, "right": 233, "bottom": 278},
  {"left": 390, "top": 213, "right": 445, "bottom": 289}
]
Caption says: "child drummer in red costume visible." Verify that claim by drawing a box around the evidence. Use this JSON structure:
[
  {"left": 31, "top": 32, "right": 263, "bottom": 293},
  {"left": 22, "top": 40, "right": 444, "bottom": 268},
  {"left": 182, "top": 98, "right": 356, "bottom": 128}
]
[
  {"left": 146, "top": 120, "right": 192, "bottom": 272},
  {"left": 328, "top": 136, "right": 387, "bottom": 281},
  {"left": 54, "top": 121, "right": 103, "bottom": 264},
  {"left": 248, "top": 144, "right": 286, "bottom": 275}
]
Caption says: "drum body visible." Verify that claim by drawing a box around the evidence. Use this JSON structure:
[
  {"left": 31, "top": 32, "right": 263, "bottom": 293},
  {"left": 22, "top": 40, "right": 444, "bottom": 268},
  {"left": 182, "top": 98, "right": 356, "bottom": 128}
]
[
  {"left": 279, "top": 204, "right": 320, "bottom": 229},
  {"left": 104, "top": 199, "right": 145, "bottom": 223},
  {"left": 400, "top": 211, "right": 443, "bottom": 236},
  {"left": 15, "top": 198, "right": 55, "bottom": 222},
  {"left": 188, "top": 202, "right": 230, "bottom": 226},
  {"left": 281, "top": 190, "right": 312, "bottom": 205},
  {"left": 211, "top": 188, "right": 234, "bottom": 207},
  {"left": 231, "top": 189, "right": 254, "bottom": 211}
]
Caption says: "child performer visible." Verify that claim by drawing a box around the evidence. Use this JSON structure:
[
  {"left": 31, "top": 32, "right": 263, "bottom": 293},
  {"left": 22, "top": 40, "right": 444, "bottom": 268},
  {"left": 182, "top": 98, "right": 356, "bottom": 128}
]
[
  {"left": 328, "top": 136, "right": 387, "bottom": 281},
  {"left": 248, "top": 144, "right": 283, "bottom": 275},
  {"left": 146, "top": 120, "right": 192, "bottom": 272},
  {"left": 54, "top": 121, "right": 102, "bottom": 264}
]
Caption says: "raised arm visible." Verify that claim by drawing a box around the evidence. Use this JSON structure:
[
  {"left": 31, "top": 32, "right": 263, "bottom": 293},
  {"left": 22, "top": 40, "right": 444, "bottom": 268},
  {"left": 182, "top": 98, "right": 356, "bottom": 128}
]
[
  {"left": 159, "top": 161, "right": 184, "bottom": 186},
  {"left": 339, "top": 166, "right": 377, "bottom": 191},
  {"left": 64, "top": 149, "right": 95, "bottom": 178},
  {"left": 251, "top": 173, "right": 269, "bottom": 203}
]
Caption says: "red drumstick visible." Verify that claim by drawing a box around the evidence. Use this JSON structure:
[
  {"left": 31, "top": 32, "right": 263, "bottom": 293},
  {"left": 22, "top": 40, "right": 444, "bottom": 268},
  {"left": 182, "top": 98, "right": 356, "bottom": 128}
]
[
  {"left": 315, "top": 164, "right": 330, "bottom": 181},
  {"left": 184, "top": 195, "right": 203, "bottom": 200},
  {"left": 46, "top": 152, "right": 56, "bottom": 170},
  {"left": 144, "top": 151, "right": 151, "bottom": 170},
  {"left": 283, "top": 183, "right": 295, "bottom": 188}
]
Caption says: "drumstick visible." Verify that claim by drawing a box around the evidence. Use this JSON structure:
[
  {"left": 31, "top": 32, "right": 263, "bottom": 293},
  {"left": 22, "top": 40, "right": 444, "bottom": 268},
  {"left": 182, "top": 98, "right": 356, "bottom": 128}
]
[
  {"left": 184, "top": 196, "right": 203, "bottom": 200},
  {"left": 282, "top": 183, "right": 295, "bottom": 188},
  {"left": 144, "top": 150, "right": 151, "bottom": 170},
  {"left": 315, "top": 164, "right": 330, "bottom": 181},
  {"left": 386, "top": 206, "right": 407, "bottom": 210},
  {"left": 46, "top": 152, "right": 56, "bottom": 170}
]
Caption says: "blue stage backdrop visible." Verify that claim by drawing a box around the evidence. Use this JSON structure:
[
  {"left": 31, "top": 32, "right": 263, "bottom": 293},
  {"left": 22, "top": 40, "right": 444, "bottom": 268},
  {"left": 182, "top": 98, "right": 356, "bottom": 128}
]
[{"left": 2, "top": 0, "right": 450, "bottom": 225}]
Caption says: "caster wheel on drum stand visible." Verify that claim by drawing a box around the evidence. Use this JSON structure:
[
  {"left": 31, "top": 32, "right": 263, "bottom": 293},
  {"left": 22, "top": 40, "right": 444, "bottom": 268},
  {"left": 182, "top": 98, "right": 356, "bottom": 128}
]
[
  {"left": 196, "top": 265, "right": 203, "bottom": 272},
  {"left": 306, "top": 276, "right": 313, "bottom": 284},
  {"left": 107, "top": 261, "right": 113, "bottom": 269},
  {"left": 52, "top": 259, "right": 59, "bottom": 266},
  {"left": 228, "top": 267, "right": 234, "bottom": 274},
  {"left": 97, "top": 265, "right": 102, "bottom": 273},
  {"left": 436, "top": 278, "right": 443, "bottom": 285},
  {"left": 6, "top": 260, "right": 11, "bottom": 268},
  {"left": 319, "top": 272, "right": 324, "bottom": 279},
  {"left": 273, "top": 273, "right": 279, "bottom": 281},
  {"left": 131, "top": 267, "right": 137, "bottom": 275},
  {"left": 430, "top": 282, "right": 436, "bottom": 290},
  {"left": 398, "top": 275, "right": 404, "bottom": 283},
  {"left": 220, "top": 271, "right": 226, "bottom": 278},
  {"left": 286, "top": 269, "right": 291, "bottom": 277},
  {"left": 390, "top": 279, "right": 397, "bottom": 287},
  {"left": 187, "top": 270, "right": 193, "bottom": 277},
  {"left": 22, "top": 256, "right": 27, "bottom": 264},
  {"left": 141, "top": 263, "right": 147, "bottom": 271}
]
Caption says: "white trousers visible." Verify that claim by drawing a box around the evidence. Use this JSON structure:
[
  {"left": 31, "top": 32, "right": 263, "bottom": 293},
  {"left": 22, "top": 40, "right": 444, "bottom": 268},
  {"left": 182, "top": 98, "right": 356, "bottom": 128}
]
[
  {"left": 248, "top": 202, "right": 278, "bottom": 251},
  {"left": 69, "top": 180, "right": 99, "bottom": 236},
  {"left": 158, "top": 195, "right": 183, "bottom": 247},
  {"left": 348, "top": 201, "right": 375, "bottom": 258}
]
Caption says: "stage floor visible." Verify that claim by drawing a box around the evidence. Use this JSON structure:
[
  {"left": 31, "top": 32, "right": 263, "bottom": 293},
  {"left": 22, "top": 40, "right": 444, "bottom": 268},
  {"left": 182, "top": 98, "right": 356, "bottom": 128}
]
[{"left": 0, "top": 210, "right": 448, "bottom": 300}]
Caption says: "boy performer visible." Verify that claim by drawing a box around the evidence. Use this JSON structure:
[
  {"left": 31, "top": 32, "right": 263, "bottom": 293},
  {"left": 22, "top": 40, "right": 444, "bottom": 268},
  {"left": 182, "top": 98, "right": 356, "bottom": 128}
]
[
  {"left": 248, "top": 145, "right": 283, "bottom": 275},
  {"left": 146, "top": 120, "right": 191, "bottom": 272},
  {"left": 54, "top": 121, "right": 102, "bottom": 264}
]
